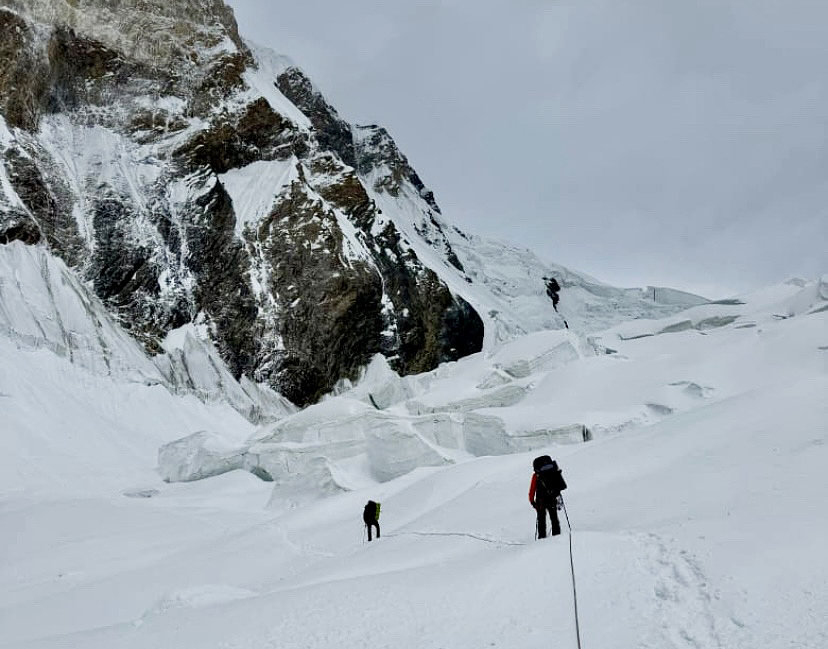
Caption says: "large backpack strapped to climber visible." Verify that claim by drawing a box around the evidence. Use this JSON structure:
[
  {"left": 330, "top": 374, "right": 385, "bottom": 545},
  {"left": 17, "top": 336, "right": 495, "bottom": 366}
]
[
  {"left": 533, "top": 455, "right": 567, "bottom": 502},
  {"left": 363, "top": 500, "right": 381, "bottom": 541},
  {"left": 363, "top": 500, "right": 381, "bottom": 523}
]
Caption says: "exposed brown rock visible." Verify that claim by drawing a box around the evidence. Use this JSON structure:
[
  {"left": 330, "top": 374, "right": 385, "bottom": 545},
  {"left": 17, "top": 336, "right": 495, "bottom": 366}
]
[
  {"left": 184, "top": 181, "right": 259, "bottom": 378},
  {"left": 0, "top": 10, "right": 49, "bottom": 131},
  {"left": 315, "top": 169, "right": 376, "bottom": 231},
  {"left": 251, "top": 182, "right": 383, "bottom": 406},
  {"left": 177, "top": 98, "right": 297, "bottom": 173},
  {"left": 44, "top": 27, "right": 155, "bottom": 115},
  {"left": 3, "top": 147, "right": 84, "bottom": 266},
  {"left": 276, "top": 67, "right": 356, "bottom": 168}
]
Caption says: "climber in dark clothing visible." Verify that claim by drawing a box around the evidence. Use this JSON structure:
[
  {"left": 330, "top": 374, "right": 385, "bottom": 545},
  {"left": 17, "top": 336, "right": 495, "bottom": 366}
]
[
  {"left": 529, "top": 456, "right": 566, "bottom": 538},
  {"left": 544, "top": 277, "right": 561, "bottom": 311},
  {"left": 363, "top": 500, "right": 381, "bottom": 541}
]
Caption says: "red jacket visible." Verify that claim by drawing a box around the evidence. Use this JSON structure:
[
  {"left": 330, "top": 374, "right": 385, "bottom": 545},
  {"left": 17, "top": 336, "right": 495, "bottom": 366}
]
[{"left": 529, "top": 473, "right": 538, "bottom": 505}]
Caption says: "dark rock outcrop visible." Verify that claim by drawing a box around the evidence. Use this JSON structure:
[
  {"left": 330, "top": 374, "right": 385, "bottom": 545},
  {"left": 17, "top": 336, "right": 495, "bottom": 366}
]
[
  {"left": 3, "top": 147, "right": 84, "bottom": 265},
  {"left": 0, "top": 10, "right": 48, "bottom": 131},
  {"left": 255, "top": 182, "right": 385, "bottom": 404},
  {"left": 276, "top": 67, "right": 356, "bottom": 168},
  {"left": 0, "top": 210, "right": 41, "bottom": 245},
  {"left": 176, "top": 97, "right": 298, "bottom": 173},
  {"left": 0, "top": 0, "right": 484, "bottom": 407}
]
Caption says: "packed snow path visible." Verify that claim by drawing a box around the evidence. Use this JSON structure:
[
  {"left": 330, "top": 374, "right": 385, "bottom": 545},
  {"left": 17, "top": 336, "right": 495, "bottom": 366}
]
[{"left": 1, "top": 463, "right": 582, "bottom": 649}]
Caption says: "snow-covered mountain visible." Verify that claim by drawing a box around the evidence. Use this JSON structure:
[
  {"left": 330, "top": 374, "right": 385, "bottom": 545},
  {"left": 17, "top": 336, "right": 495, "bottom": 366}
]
[
  {"left": 0, "top": 0, "right": 700, "bottom": 408},
  {"left": 3, "top": 2, "right": 826, "bottom": 646}
]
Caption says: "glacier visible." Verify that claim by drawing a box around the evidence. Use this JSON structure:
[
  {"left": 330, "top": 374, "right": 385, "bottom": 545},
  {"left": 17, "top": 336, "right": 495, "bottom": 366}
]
[{"left": 1, "top": 236, "right": 825, "bottom": 647}]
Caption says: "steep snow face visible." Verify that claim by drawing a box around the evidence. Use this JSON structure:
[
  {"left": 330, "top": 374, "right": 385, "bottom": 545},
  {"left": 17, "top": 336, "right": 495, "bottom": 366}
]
[
  {"left": 0, "top": 241, "right": 294, "bottom": 422},
  {"left": 240, "top": 42, "right": 311, "bottom": 129},
  {"left": 0, "top": 241, "right": 164, "bottom": 381},
  {"left": 218, "top": 158, "right": 299, "bottom": 238},
  {"left": 0, "top": 332, "right": 258, "bottom": 496},
  {"left": 360, "top": 164, "right": 707, "bottom": 345}
]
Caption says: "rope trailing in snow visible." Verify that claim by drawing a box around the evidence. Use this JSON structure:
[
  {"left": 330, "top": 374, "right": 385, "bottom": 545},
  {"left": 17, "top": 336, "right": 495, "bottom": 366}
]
[
  {"left": 560, "top": 497, "right": 583, "bottom": 649},
  {"left": 386, "top": 531, "right": 526, "bottom": 547}
]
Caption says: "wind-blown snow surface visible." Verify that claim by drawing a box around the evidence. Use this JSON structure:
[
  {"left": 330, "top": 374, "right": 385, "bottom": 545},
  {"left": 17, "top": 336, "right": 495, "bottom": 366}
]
[{"left": 1, "top": 277, "right": 826, "bottom": 648}]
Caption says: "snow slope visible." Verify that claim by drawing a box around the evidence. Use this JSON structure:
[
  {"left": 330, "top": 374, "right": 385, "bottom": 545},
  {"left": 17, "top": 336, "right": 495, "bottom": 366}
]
[
  {"left": 359, "top": 162, "right": 701, "bottom": 349},
  {"left": 0, "top": 242, "right": 294, "bottom": 424},
  {"left": 1, "top": 272, "right": 825, "bottom": 648},
  {"left": 0, "top": 242, "right": 164, "bottom": 382},
  {"left": 0, "top": 334, "right": 254, "bottom": 497}
]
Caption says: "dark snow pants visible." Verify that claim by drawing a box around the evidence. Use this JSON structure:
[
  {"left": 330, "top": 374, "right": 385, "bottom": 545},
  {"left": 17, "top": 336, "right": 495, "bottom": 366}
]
[
  {"left": 536, "top": 501, "right": 561, "bottom": 539},
  {"left": 365, "top": 520, "right": 380, "bottom": 541}
]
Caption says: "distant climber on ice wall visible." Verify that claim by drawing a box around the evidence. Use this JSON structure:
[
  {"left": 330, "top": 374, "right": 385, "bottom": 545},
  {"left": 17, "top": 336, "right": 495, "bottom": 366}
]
[
  {"left": 544, "top": 277, "right": 561, "bottom": 310},
  {"left": 542, "top": 277, "right": 568, "bottom": 328}
]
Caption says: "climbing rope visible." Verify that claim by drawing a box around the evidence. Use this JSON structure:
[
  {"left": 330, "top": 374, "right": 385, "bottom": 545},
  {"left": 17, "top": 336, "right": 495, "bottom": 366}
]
[
  {"left": 386, "top": 530, "right": 526, "bottom": 547},
  {"left": 560, "top": 497, "right": 583, "bottom": 649}
]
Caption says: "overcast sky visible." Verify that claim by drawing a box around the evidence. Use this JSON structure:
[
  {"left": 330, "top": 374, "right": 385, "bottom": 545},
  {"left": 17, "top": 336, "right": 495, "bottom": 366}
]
[{"left": 227, "top": 0, "right": 827, "bottom": 298}]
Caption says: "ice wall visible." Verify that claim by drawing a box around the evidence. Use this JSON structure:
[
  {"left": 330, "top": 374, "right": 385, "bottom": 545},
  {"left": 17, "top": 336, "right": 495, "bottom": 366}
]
[
  {"left": 158, "top": 276, "right": 828, "bottom": 502},
  {"left": 158, "top": 330, "right": 596, "bottom": 496}
]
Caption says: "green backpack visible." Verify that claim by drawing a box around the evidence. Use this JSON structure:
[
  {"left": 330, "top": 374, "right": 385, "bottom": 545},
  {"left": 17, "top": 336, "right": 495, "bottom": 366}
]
[{"left": 364, "top": 500, "right": 381, "bottom": 521}]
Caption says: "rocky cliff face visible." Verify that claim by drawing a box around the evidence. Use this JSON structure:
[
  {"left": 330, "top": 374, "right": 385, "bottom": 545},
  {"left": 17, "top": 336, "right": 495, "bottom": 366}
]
[{"left": 0, "top": 0, "right": 484, "bottom": 406}]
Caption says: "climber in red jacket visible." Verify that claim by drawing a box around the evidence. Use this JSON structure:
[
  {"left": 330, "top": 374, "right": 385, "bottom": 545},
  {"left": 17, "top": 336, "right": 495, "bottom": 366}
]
[{"left": 529, "top": 455, "right": 566, "bottom": 538}]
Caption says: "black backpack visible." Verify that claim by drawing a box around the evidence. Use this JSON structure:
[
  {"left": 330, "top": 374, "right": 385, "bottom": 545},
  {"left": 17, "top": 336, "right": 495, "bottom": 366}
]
[
  {"left": 533, "top": 455, "right": 567, "bottom": 501},
  {"left": 363, "top": 500, "right": 380, "bottom": 522}
]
